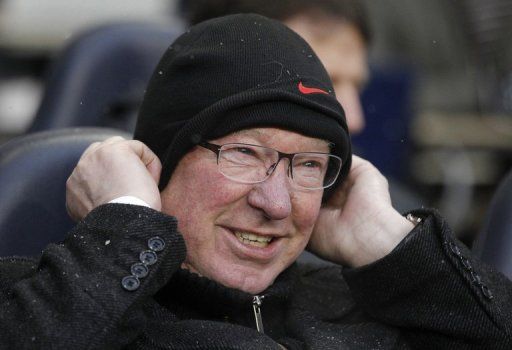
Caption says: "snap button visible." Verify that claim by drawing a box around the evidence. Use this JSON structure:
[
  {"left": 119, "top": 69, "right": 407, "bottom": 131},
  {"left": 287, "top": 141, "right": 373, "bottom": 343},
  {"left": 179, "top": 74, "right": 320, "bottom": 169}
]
[
  {"left": 121, "top": 275, "right": 140, "bottom": 291},
  {"left": 140, "top": 250, "right": 158, "bottom": 265},
  {"left": 131, "top": 263, "right": 149, "bottom": 278},
  {"left": 470, "top": 271, "right": 482, "bottom": 285},
  {"left": 448, "top": 242, "right": 461, "bottom": 256},
  {"left": 481, "top": 285, "right": 494, "bottom": 300},
  {"left": 461, "top": 257, "right": 472, "bottom": 271},
  {"left": 148, "top": 236, "right": 165, "bottom": 252}
]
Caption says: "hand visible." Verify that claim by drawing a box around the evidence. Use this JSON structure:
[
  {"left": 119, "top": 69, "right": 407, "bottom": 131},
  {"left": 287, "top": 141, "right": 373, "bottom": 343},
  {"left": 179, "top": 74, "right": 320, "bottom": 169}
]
[
  {"left": 66, "top": 137, "right": 162, "bottom": 221},
  {"left": 308, "top": 155, "right": 415, "bottom": 267}
]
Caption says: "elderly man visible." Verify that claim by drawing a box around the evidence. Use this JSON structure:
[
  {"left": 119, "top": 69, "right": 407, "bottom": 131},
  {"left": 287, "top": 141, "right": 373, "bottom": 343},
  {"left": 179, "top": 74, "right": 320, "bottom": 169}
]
[{"left": 1, "top": 14, "right": 511, "bottom": 349}]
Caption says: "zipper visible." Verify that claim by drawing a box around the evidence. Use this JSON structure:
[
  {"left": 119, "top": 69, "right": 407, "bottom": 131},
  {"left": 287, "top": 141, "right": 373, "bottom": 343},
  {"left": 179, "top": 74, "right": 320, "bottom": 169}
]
[{"left": 252, "top": 295, "right": 265, "bottom": 334}]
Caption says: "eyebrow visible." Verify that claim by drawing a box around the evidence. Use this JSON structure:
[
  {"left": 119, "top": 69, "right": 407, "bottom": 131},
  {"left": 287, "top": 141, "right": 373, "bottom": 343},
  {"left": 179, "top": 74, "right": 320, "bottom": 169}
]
[{"left": 231, "top": 129, "right": 263, "bottom": 138}]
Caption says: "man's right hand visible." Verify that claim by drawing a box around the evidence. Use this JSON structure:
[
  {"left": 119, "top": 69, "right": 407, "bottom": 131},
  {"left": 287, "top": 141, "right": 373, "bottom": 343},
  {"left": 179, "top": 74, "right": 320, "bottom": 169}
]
[{"left": 66, "top": 137, "right": 162, "bottom": 221}]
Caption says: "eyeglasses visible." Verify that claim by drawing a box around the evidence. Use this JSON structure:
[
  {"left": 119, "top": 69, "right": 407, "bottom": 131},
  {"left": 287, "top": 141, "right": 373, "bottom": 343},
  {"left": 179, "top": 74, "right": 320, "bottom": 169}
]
[{"left": 199, "top": 141, "right": 342, "bottom": 190}]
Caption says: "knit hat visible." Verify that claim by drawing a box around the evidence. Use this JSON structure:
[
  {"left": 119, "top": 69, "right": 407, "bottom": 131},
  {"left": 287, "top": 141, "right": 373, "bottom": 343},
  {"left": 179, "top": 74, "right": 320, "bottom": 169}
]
[{"left": 134, "top": 14, "right": 352, "bottom": 198}]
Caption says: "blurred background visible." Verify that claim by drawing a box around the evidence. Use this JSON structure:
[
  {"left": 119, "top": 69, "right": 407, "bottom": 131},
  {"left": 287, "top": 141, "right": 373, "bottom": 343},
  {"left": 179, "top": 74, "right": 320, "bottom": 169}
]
[{"left": 0, "top": 0, "right": 511, "bottom": 246}]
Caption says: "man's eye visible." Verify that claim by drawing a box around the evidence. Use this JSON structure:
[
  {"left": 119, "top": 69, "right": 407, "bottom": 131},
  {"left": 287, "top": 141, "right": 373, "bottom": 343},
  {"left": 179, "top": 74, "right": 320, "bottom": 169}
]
[
  {"left": 301, "top": 160, "right": 322, "bottom": 168},
  {"left": 235, "top": 147, "right": 256, "bottom": 156}
]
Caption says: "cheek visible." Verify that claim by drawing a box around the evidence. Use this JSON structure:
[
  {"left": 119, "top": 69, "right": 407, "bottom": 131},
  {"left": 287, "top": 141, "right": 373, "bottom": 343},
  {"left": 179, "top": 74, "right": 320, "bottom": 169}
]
[
  {"left": 291, "top": 192, "right": 322, "bottom": 233},
  {"left": 161, "top": 161, "right": 248, "bottom": 238},
  {"left": 164, "top": 162, "right": 228, "bottom": 206},
  {"left": 187, "top": 166, "right": 248, "bottom": 214}
]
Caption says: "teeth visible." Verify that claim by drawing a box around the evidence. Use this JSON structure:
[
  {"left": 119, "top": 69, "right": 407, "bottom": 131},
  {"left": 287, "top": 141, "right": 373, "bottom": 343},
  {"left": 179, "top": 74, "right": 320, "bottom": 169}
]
[
  {"left": 235, "top": 232, "right": 273, "bottom": 248},
  {"left": 241, "top": 232, "right": 272, "bottom": 243}
]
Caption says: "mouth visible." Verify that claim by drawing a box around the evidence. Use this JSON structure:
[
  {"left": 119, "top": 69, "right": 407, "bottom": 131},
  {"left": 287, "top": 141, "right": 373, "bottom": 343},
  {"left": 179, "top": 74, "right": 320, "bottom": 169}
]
[
  {"left": 234, "top": 231, "right": 274, "bottom": 248},
  {"left": 220, "top": 226, "right": 283, "bottom": 261}
]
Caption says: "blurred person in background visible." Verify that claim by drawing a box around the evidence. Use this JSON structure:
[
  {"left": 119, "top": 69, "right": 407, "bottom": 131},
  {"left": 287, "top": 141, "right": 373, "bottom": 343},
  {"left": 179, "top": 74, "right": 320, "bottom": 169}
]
[
  {"left": 178, "top": 0, "right": 424, "bottom": 213},
  {"left": 0, "top": 14, "right": 511, "bottom": 349},
  {"left": 179, "top": 0, "right": 370, "bottom": 136}
]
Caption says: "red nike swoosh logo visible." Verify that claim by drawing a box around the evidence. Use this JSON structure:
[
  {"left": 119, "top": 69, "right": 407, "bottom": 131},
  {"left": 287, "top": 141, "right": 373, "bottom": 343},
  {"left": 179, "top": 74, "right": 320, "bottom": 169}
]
[{"left": 298, "top": 82, "right": 329, "bottom": 95}]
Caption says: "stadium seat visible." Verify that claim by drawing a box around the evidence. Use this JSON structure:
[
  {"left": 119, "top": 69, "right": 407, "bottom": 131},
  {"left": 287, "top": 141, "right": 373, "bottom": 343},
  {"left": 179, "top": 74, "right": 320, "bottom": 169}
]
[
  {"left": 29, "top": 22, "right": 182, "bottom": 133},
  {"left": 0, "top": 128, "right": 130, "bottom": 256}
]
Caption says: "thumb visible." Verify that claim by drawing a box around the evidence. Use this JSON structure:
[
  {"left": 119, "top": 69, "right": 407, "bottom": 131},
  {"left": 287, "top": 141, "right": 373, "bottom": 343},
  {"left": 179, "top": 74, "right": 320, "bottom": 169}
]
[{"left": 127, "top": 140, "right": 162, "bottom": 185}]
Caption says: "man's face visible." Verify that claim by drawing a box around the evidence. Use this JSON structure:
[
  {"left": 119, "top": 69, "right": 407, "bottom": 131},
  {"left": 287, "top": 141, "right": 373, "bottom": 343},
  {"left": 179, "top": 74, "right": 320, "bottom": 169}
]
[
  {"left": 285, "top": 16, "right": 369, "bottom": 134},
  {"left": 160, "top": 127, "right": 327, "bottom": 294}
]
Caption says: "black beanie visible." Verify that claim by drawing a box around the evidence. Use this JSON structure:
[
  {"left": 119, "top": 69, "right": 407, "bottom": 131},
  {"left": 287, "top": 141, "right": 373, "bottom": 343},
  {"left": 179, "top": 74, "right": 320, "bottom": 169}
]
[{"left": 134, "top": 14, "right": 352, "bottom": 198}]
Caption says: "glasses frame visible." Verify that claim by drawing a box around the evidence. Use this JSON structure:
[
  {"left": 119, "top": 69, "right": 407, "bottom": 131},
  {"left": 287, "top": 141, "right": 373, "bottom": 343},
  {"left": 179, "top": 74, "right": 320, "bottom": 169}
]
[{"left": 199, "top": 141, "right": 342, "bottom": 190}]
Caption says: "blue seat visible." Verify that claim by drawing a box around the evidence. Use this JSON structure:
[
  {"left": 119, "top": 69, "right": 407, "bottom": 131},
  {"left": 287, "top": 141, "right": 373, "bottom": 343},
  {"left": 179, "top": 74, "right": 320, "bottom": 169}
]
[
  {"left": 0, "top": 128, "right": 130, "bottom": 257},
  {"left": 353, "top": 63, "right": 424, "bottom": 213},
  {"left": 29, "top": 22, "right": 182, "bottom": 133},
  {"left": 352, "top": 63, "right": 415, "bottom": 181},
  {"left": 473, "top": 169, "right": 512, "bottom": 279}
]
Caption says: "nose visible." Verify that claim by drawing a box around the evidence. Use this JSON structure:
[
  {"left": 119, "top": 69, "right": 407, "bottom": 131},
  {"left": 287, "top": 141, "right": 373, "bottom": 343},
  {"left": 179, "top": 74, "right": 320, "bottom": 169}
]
[{"left": 247, "top": 161, "right": 292, "bottom": 220}]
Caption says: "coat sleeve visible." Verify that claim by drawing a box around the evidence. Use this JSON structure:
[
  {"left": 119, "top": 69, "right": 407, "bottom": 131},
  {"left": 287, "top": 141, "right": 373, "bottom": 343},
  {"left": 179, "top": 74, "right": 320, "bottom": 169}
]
[
  {"left": 342, "top": 208, "right": 512, "bottom": 350},
  {"left": 0, "top": 203, "right": 186, "bottom": 349}
]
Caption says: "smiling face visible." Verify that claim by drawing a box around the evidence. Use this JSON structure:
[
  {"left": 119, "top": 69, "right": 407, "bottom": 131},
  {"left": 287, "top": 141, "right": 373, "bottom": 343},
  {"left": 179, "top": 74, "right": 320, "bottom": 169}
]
[{"left": 160, "top": 127, "right": 328, "bottom": 294}]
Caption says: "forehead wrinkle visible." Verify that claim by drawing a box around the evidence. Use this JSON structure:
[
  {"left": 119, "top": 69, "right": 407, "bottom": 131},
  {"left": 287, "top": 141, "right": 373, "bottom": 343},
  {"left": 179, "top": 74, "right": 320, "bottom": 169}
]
[{"left": 230, "top": 129, "right": 263, "bottom": 138}]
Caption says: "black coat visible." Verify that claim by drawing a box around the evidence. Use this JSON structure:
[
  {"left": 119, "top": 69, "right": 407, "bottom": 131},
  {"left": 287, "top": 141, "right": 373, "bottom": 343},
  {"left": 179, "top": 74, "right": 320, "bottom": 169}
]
[{"left": 0, "top": 204, "right": 511, "bottom": 349}]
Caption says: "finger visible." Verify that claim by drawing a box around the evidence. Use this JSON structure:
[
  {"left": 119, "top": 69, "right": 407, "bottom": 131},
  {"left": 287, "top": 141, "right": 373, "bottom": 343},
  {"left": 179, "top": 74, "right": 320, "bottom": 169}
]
[
  {"left": 325, "top": 177, "right": 350, "bottom": 207},
  {"left": 65, "top": 176, "right": 90, "bottom": 222},
  {"left": 65, "top": 195, "right": 82, "bottom": 222},
  {"left": 80, "top": 136, "right": 126, "bottom": 159},
  {"left": 146, "top": 156, "right": 162, "bottom": 185},
  {"left": 347, "top": 155, "right": 368, "bottom": 177},
  {"left": 80, "top": 141, "right": 102, "bottom": 159},
  {"left": 324, "top": 157, "right": 361, "bottom": 207},
  {"left": 126, "top": 140, "right": 162, "bottom": 185},
  {"left": 101, "top": 135, "right": 126, "bottom": 145}
]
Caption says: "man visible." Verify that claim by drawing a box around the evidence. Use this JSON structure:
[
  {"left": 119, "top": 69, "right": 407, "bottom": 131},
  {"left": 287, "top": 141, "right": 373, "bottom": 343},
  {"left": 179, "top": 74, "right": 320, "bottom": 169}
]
[{"left": 1, "top": 14, "right": 511, "bottom": 349}]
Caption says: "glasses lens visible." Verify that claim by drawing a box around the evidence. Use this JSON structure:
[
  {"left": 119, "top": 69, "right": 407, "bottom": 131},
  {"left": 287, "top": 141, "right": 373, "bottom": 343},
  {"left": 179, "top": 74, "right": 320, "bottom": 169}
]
[
  {"left": 323, "top": 155, "right": 342, "bottom": 188},
  {"left": 218, "top": 144, "right": 277, "bottom": 183},
  {"left": 215, "top": 143, "right": 342, "bottom": 190},
  {"left": 292, "top": 153, "right": 342, "bottom": 189}
]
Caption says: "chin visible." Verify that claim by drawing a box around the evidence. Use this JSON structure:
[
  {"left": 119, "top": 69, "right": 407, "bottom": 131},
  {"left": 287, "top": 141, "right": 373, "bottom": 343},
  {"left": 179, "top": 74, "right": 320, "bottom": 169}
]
[
  {"left": 184, "top": 251, "right": 294, "bottom": 294},
  {"left": 215, "top": 262, "right": 287, "bottom": 295},
  {"left": 223, "top": 273, "right": 273, "bottom": 295}
]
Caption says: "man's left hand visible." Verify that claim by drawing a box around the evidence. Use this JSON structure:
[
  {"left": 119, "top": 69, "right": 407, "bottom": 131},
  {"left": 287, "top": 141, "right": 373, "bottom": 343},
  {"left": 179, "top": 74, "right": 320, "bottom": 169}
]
[{"left": 308, "top": 155, "right": 415, "bottom": 267}]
